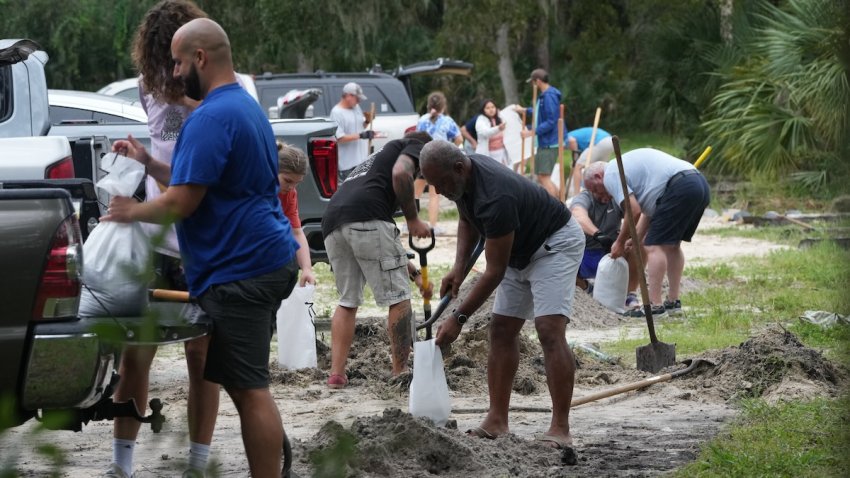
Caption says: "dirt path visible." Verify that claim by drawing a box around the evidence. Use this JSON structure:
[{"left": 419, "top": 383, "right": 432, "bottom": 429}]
[{"left": 1, "top": 220, "right": 812, "bottom": 477}]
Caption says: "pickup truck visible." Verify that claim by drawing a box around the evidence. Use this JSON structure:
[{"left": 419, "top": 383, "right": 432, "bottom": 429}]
[
  {"left": 0, "top": 179, "right": 210, "bottom": 432},
  {"left": 2, "top": 38, "right": 340, "bottom": 262}
]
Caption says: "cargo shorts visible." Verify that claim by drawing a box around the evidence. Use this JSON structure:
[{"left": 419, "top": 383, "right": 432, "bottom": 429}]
[{"left": 324, "top": 220, "right": 411, "bottom": 307}]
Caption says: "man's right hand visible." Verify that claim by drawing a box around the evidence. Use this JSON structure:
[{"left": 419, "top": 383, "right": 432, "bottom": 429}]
[
  {"left": 434, "top": 316, "right": 462, "bottom": 347},
  {"left": 610, "top": 239, "right": 625, "bottom": 259},
  {"left": 112, "top": 135, "right": 149, "bottom": 166},
  {"left": 407, "top": 218, "right": 431, "bottom": 239}
]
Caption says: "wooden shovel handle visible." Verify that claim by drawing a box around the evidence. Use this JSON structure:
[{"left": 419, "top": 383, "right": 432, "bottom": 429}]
[
  {"left": 150, "top": 289, "right": 191, "bottom": 302},
  {"left": 612, "top": 137, "right": 659, "bottom": 343}
]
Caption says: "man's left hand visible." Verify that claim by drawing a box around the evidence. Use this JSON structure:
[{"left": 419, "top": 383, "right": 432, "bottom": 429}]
[
  {"left": 101, "top": 196, "right": 138, "bottom": 223},
  {"left": 610, "top": 239, "right": 625, "bottom": 259},
  {"left": 434, "top": 316, "right": 462, "bottom": 346},
  {"left": 407, "top": 218, "right": 431, "bottom": 239}
]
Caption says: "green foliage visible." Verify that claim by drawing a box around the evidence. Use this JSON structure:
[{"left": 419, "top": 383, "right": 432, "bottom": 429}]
[
  {"left": 674, "top": 398, "right": 850, "bottom": 477},
  {"left": 700, "top": 0, "right": 850, "bottom": 186}
]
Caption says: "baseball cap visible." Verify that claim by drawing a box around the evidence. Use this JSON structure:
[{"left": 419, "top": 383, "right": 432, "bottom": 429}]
[
  {"left": 342, "top": 82, "right": 367, "bottom": 101},
  {"left": 526, "top": 68, "right": 548, "bottom": 83}
]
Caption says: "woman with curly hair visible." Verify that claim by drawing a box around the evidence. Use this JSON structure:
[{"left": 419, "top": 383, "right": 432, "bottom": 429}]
[{"left": 104, "top": 2, "right": 217, "bottom": 478}]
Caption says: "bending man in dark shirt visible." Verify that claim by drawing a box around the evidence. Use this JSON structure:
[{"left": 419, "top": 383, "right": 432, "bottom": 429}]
[{"left": 421, "top": 140, "right": 585, "bottom": 458}]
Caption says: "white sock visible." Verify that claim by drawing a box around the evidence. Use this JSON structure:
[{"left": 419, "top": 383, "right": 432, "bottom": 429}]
[
  {"left": 188, "top": 441, "right": 211, "bottom": 471},
  {"left": 113, "top": 438, "right": 135, "bottom": 476}
]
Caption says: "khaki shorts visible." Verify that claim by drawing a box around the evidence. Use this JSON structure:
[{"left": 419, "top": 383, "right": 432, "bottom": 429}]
[
  {"left": 324, "top": 220, "right": 411, "bottom": 307},
  {"left": 578, "top": 136, "right": 614, "bottom": 164},
  {"left": 492, "top": 217, "right": 585, "bottom": 321}
]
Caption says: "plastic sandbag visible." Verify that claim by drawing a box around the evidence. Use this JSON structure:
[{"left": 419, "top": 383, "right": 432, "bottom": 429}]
[
  {"left": 276, "top": 285, "right": 318, "bottom": 370},
  {"left": 593, "top": 254, "right": 629, "bottom": 314},
  {"left": 79, "top": 153, "right": 150, "bottom": 317},
  {"left": 409, "top": 339, "right": 451, "bottom": 427}
]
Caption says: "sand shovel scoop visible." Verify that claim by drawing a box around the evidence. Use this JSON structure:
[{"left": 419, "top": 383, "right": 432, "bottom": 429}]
[{"left": 611, "top": 136, "right": 677, "bottom": 373}]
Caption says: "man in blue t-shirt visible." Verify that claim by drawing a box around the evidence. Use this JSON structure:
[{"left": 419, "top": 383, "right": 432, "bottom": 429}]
[
  {"left": 567, "top": 127, "right": 613, "bottom": 165},
  {"left": 104, "top": 18, "right": 297, "bottom": 477}
]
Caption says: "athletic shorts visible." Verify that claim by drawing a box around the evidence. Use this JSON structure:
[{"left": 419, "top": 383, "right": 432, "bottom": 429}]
[
  {"left": 535, "top": 147, "right": 561, "bottom": 175},
  {"left": 645, "top": 170, "right": 711, "bottom": 245},
  {"left": 324, "top": 220, "right": 411, "bottom": 307},
  {"left": 492, "top": 217, "right": 585, "bottom": 321},
  {"left": 578, "top": 248, "right": 606, "bottom": 279},
  {"left": 199, "top": 259, "right": 298, "bottom": 389}
]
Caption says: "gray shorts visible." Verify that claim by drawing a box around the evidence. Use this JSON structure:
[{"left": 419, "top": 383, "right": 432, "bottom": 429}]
[
  {"left": 535, "top": 147, "right": 560, "bottom": 175},
  {"left": 325, "top": 220, "right": 411, "bottom": 307},
  {"left": 492, "top": 217, "right": 585, "bottom": 321}
]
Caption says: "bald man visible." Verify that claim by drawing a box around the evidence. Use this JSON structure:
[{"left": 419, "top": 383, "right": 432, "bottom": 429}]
[
  {"left": 105, "top": 18, "right": 296, "bottom": 477},
  {"left": 420, "top": 140, "right": 584, "bottom": 464}
]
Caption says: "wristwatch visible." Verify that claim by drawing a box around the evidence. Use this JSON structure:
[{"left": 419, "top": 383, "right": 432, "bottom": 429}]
[
  {"left": 454, "top": 312, "right": 468, "bottom": 325},
  {"left": 409, "top": 268, "right": 421, "bottom": 281}
]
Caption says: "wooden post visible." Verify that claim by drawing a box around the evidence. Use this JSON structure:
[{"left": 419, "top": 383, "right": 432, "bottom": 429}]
[
  {"left": 519, "top": 110, "right": 527, "bottom": 174},
  {"left": 558, "top": 104, "right": 565, "bottom": 202},
  {"left": 367, "top": 102, "right": 376, "bottom": 153},
  {"left": 529, "top": 83, "right": 538, "bottom": 176}
]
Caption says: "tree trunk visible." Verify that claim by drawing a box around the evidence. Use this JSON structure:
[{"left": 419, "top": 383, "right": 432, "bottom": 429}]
[
  {"left": 719, "top": 0, "right": 733, "bottom": 44},
  {"left": 536, "top": 0, "right": 551, "bottom": 70},
  {"left": 296, "top": 52, "right": 313, "bottom": 73},
  {"left": 497, "top": 23, "right": 519, "bottom": 105}
]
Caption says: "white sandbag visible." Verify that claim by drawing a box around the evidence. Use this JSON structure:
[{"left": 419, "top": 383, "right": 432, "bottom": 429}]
[
  {"left": 409, "top": 339, "right": 451, "bottom": 427},
  {"left": 79, "top": 153, "right": 150, "bottom": 317},
  {"left": 276, "top": 285, "right": 318, "bottom": 370},
  {"left": 592, "top": 254, "right": 629, "bottom": 314},
  {"left": 501, "top": 105, "right": 533, "bottom": 166}
]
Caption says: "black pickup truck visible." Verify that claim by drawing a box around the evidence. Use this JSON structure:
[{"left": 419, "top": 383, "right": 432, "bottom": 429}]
[{"left": 0, "top": 180, "right": 206, "bottom": 432}]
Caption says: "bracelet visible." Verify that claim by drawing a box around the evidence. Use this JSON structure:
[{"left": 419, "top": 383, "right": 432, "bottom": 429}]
[{"left": 409, "top": 269, "right": 421, "bottom": 281}]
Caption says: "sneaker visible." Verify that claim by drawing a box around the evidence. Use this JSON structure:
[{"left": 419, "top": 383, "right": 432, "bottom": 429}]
[
  {"left": 625, "top": 292, "right": 640, "bottom": 309},
  {"left": 623, "top": 304, "right": 666, "bottom": 318},
  {"left": 182, "top": 469, "right": 204, "bottom": 478},
  {"left": 102, "top": 464, "right": 132, "bottom": 478},
  {"left": 664, "top": 299, "right": 682, "bottom": 314},
  {"left": 327, "top": 373, "right": 348, "bottom": 389}
]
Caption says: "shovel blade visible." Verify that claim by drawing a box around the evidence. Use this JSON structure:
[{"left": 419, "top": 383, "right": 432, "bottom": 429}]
[{"left": 636, "top": 341, "right": 677, "bottom": 373}]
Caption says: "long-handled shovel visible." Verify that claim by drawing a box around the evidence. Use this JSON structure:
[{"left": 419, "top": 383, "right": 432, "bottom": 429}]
[
  {"left": 416, "top": 237, "right": 486, "bottom": 335},
  {"left": 611, "top": 136, "right": 676, "bottom": 373},
  {"left": 410, "top": 229, "right": 436, "bottom": 339}
]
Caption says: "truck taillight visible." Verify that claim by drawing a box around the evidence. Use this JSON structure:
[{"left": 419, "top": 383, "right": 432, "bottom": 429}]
[
  {"left": 33, "top": 216, "right": 83, "bottom": 320},
  {"left": 308, "top": 138, "right": 338, "bottom": 198},
  {"left": 404, "top": 125, "right": 417, "bottom": 134},
  {"left": 45, "top": 156, "right": 76, "bottom": 179}
]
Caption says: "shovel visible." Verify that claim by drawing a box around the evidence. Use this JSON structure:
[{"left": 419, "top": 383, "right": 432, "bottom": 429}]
[
  {"left": 416, "top": 237, "right": 486, "bottom": 335},
  {"left": 611, "top": 136, "right": 676, "bottom": 373},
  {"left": 410, "top": 229, "right": 437, "bottom": 339}
]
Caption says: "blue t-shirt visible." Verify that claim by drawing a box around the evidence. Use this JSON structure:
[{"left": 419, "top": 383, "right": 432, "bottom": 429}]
[
  {"left": 464, "top": 115, "right": 480, "bottom": 141},
  {"left": 568, "top": 127, "right": 611, "bottom": 152},
  {"left": 170, "top": 83, "right": 298, "bottom": 296},
  {"left": 416, "top": 113, "right": 460, "bottom": 142}
]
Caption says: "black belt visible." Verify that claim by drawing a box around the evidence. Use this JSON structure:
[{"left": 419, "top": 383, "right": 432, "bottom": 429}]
[{"left": 666, "top": 169, "right": 700, "bottom": 189}]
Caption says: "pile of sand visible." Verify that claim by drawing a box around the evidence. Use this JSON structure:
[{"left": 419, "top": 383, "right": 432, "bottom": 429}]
[
  {"left": 295, "top": 408, "right": 567, "bottom": 477},
  {"left": 686, "top": 326, "right": 847, "bottom": 402}
]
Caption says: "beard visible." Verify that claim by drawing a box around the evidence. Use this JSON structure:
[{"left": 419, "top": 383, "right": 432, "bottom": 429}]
[{"left": 184, "top": 64, "right": 203, "bottom": 101}]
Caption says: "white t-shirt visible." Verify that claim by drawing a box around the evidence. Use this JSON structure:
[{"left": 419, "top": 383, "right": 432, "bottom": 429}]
[
  {"left": 330, "top": 103, "right": 367, "bottom": 171},
  {"left": 603, "top": 148, "right": 695, "bottom": 217}
]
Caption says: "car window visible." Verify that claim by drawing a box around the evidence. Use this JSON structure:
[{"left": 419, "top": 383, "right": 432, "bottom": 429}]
[
  {"left": 50, "top": 106, "right": 94, "bottom": 124},
  {"left": 260, "top": 83, "right": 328, "bottom": 117},
  {"left": 114, "top": 88, "right": 140, "bottom": 101},
  {"left": 0, "top": 67, "right": 11, "bottom": 123},
  {"left": 93, "top": 111, "right": 142, "bottom": 124},
  {"left": 328, "top": 83, "right": 412, "bottom": 114}
]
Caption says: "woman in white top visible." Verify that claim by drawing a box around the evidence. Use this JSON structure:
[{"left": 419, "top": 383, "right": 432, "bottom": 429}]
[{"left": 474, "top": 98, "right": 510, "bottom": 167}]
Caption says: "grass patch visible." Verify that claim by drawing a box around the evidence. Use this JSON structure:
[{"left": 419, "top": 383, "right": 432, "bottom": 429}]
[
  {"left": 700, "top": 219, "right": 850, "bottom": 246},
  {"left": 673, "top": 398, "right": 850, "bottom": 478},
  {"left": 604, "top": 241, "right": 850, "bottom": 364},
  {"left": 617, "top": 130, "right": 686, "bottom": 158}
]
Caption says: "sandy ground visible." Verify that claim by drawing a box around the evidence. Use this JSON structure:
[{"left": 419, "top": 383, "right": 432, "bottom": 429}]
[{"left": 6, "top": 218, "right": 838, "bottom": 478}]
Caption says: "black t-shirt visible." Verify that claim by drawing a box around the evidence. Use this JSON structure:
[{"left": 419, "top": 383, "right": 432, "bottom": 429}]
[
  {"left": 464, "top": 115, "right": 479, "bottom": 141},
  {"left": 571, "top": 190, "right": 622, "bottom": 250},
  {"left": 321, "top": 138, "right": 425, "bottom": 237},
  {"left": 456, "top": 154, "right": 570, "bottom": 269}
]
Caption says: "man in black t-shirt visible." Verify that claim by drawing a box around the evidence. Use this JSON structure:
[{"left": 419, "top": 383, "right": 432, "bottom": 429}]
[
  {"left": 322, "top": 133, "right": 433, "bottom": 389},
  {"left": 421, "top": 140, "right": 585, "bottom": 459}
]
